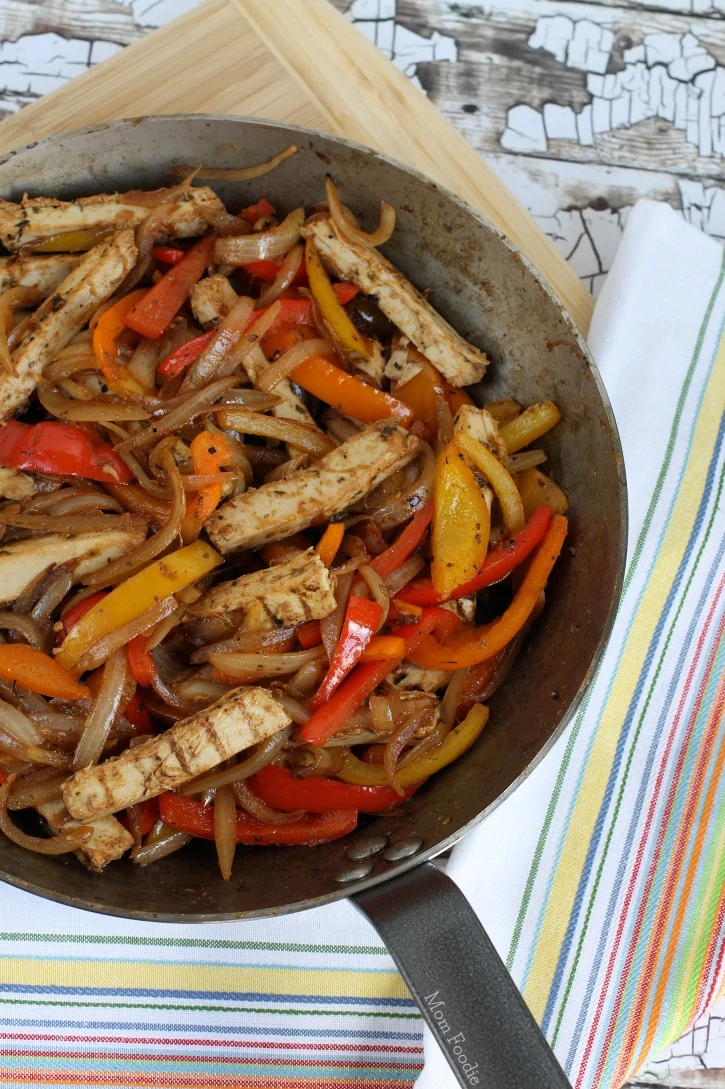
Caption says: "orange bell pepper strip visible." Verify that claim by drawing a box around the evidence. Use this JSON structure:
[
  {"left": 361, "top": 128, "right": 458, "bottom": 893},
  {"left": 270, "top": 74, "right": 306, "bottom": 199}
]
[
  {"left": 431, "top": 442, "right": 491, "bottom": 598},
  {"left": 315, "top": 523, "right": 345, "bottom": 567},
  {"left": 91, "top": 288, "right": 150, "bottom": 397},
  {"left": 358, "top": 635, "right": 407, "bottom": 661},
  {"left": 408, "top": 514, "right": 567, "bottom": 671},
  {"left": 124, "top": 235, "right": 214, "bottom": 339},
  {"left": 297, "top": 620, "right": 323, "bottom": 649},
  {"left": 291, "top": 356, "right": 413, "bottom": 426},
  {"left": 396, "top": 357, "right": 474, "bottom": 441},
  {"left": 0, "top": 645, "right": 89, "bottom": 700},
  {"left": 305, "top": 237, "right": 373, "bottom": 357},
  {"left": 182, "top": 430, "right": 233, "bottom": 542}
]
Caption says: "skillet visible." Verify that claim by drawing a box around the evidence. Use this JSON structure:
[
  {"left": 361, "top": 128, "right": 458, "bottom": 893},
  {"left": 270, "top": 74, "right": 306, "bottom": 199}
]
[{"left": 0, "top": 115, "right": 627, "bottom": 1089}]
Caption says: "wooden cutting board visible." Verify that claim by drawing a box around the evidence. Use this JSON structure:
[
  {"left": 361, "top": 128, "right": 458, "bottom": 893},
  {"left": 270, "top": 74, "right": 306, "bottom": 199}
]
[{"left": 0, "top": 0, "right": 593, "bottom": 334}]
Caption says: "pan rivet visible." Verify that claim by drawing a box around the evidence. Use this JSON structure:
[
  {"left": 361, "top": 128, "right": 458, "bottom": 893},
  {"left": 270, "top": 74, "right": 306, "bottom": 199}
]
[
  {"left": 334, "top": 862, "right": 374, "bottom": 883},
  {"left": 383, "top": 837, "right": 423, "bottom": 861},
  {"left": 345, "top": 836, "right": 388, "bottom": 861}
]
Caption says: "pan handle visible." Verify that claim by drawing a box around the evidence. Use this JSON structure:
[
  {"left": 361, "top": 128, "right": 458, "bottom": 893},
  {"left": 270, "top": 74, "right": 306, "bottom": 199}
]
[{"left": 353, "top": 861, "right": 571, "bottom": 1089}]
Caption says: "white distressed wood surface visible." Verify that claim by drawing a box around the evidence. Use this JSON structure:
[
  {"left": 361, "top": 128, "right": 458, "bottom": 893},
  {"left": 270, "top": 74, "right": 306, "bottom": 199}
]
[{"left": 0, "top": 0, "right": 724, "bottom": 1084}]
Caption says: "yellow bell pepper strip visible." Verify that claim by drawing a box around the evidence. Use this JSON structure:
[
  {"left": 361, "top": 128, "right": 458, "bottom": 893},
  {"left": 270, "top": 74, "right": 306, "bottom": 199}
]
[
  {"left": 456, "top": 430, "right": 524, "bottom": 536},
  {"left": 299, "top": 606, "right": 460, "bottom": 747},
  {"left": 31, "top": 227, "right": 112, "bottom": 253},
  {"left": 291, "top": 356, "right": 413, "bottom": 426},
  {"left": 310, "top": 596, "right": 383, "bottom": 710},
  {"left": 358, "top": 635, "right": 407, "bottom": 661},
  {"left": 517, "top": 467, "right": 568, "bottom": 520},
  {"left": 396, "top": 505, "right": 553, "bottom": 606},
  {"left": 339, "top": 702, "right": 489, "bottom": 787},
  {"left": 56, "top": 540, "right": 222, "bottom": 672},
  {"left": 124, "top": 235, "right": 214, "bottom": 339},
  {"left": 315, "top": 523, "right": 345, "bottom": 567},
  {"left": 431, "top": 442, "right": 490, "bottom": 598},
  {"left": 92, "top": 288, "right": 151, "bottom": 397},
  {"left": 182, "top": 430, "right": 233, "bottom": 543},
  {"left": 369, "top": 500, "right": 432, "bottom": 579},
  {"left": 0, "top": 645, "right": 89, "bottom": 700},
  {"left": 396, "top": 357, "right": 474, "bottom": 441},
  {"left": 407, "top": 514, "right": 567, "bottom": 671},
  {"left": 305, "top": 237, "right": 373, "bottom": 357},
  {"left": 500, "top": 400, "right": 561, "bottom": 454}
]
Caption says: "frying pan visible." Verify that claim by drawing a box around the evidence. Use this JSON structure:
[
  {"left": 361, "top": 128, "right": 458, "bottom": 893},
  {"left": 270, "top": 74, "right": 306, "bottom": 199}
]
[{"left": 0, "top": 116, "right": 626, "bottom": 1089}]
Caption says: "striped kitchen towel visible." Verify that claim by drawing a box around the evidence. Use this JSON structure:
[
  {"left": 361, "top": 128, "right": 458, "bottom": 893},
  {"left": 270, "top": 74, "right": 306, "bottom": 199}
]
[{"left": 0, "top": 198, "right": 723, "bottom": 1089}]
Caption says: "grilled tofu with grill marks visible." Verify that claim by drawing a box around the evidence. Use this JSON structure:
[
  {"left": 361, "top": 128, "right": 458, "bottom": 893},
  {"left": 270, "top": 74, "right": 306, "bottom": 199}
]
[
  {"left": 0, "top": 253, "right": 81, "bottom": 296},
  {"left": 37, "top": 800, "right": 133, "bottom": 872},
  {"left": 62, "top": 687, "right": 290, "bottom": 822},
  {"left": 0, "top": 229, "right": 137, "bottom": 420},
  {"left": 0, "top": 187, "right": 224, "bottom": 252},
  {"left": 205, "top": 418, "right": 421, "bottom": 553},
  {"left": 0, "top": 519, "right": 146, "bottom": 605},
  {"left": 190, "top": 548, "right": 336, "bottom": 626},
  {"left": 303, "top": 217, "right": 487, "bottom": 387}
]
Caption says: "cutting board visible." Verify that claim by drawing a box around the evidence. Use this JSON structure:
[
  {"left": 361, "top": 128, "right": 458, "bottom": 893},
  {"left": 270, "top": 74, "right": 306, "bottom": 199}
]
[{"left": 0, "top": 0, "right": 593, "bottom": 334}]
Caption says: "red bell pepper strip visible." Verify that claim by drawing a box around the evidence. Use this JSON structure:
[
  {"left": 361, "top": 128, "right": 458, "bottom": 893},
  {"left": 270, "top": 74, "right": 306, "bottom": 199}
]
[
  {"left": 120, "top": 797, "right": 159, "bottom": 836},
  {"left": 242, "top": 258, "right": 307, "bottom": 284},
  {"left": 369, "top": 501, "right": 433, "bottom": 579},
  {"left": 60, "top": 591, "right": 109, "bottom": 642},
  {"left": 310, "top": 595, "right": 383, "bottom": 709},
  {"left": 299, "top": 606, "right": 460, "bottom": 747},
  {"left": 123, "top": 690, "right": 153, "bottom": 732},
  {"left": 158, "top": 331, "right": 214, "bottom": 380},
  {"left": 297, "top": 620, "right": 322, "bottom": 649},
  {"left": 159, "top": 792, "right": 357, "bottom": 845},
  {"left": 124, "top": 235, "right": 214, "bottom": 339},
  {"left": 241, "top": 198, "right": 276, "bottom": 224},
  {"left": 249, "top": 763, "right": 418, "bottom": 814},
  {"left": 250, "top": 284, "right": 358, "bottom": 336},
  {"left": 397, "top": 505, "right": 553, "bottom": 606},
  {"left": 0, "top": 420, "right": 132, "bottom": 485},
  {"left": 127, "top": 635, "right": 156, "bottom": 687},
  {"left": 152, "top": 246, "right": 185, "bottom": 265}
]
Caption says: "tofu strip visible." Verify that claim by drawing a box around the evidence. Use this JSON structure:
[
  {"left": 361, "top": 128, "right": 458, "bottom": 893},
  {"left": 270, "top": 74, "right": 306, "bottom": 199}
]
[
  {"left": 0, "top": 467, "right": 37, "bottom": 500},
  {"left": 0, "top": 520, "right": 146, "bottom": 605},
  {"left": 0, "top": 253, "right": 81, "bottom": 296},
  {"left": 304, "top": 217, "right": 488, "bottom": 387},
  {"left": 0, "top": 186, "right": 224, "bottom": 251},
  {"left": 37, "top": 800, "right": 133, "bottom": 872},
  {"left": 62, "top": 687, "right": 290, "bottom": 822},
  {"left": 454, "top": 403, "right": 506, "bottom": 463},
  {"left": 190, "top": 548, "right": 336, "bottom": 625},
  {"left": 0, "top": 228, "right": 137, "bottom": 420},
  {"left": 205, "top": 418, "right": 422, "bottom": 553}
]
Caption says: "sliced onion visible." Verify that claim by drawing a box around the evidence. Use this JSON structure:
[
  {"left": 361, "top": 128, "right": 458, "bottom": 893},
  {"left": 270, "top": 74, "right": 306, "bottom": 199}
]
[
  {"left": 209, "top": 646, "right": 325, "bottom": 682},
  {"left": 217, "top": 408, "right": 333, "bottom": 456},
  {"left": 266, "top": 454, "right": 310, "bottom": 483},
  {"left": 233, "top": 779, "right": 304, "bottom": 824},
  {"left": 397, "top": 716, "right": 449, "bottom": 770},
  {"left": 0, "top": 776, "right": 92, "bottom": 854},
  {"left": 180, "top": 725, "right": 292, "bottom": 794},
  {"left": 286, "top": 656, "right": 326, "bottom": 696},
  {"left": 181, "top": 298, "right": 255, "bottom": 391},
  {"left": 325, "top": 731, "right": 381, "bottom": 747},
  {"left": 7, "top": 769, "right": 67, "bottom": 810},
  {"left": 75, "top": 595, "right": 177, "bottom": 674},
  {"left": 507, "top": 449, "right": 548, "bottom": 473},
  {"left": 74, "top": 648, "right": 129, "bottom": 769},
  {"left": 326, "top": 178, "right": 396, "bottom": 249},
  {"left": 168, "top": 145, "right": 297, "bottom": 182},
  {"left": 273, "top": 692, "right": 310, "bottom": 726},
  {"left": 321, "top": 572, "right": 354, "bottom": 662},
  {"left": 361, "top": 443, "right": 435, "bottom": 529},
  {"left": 384, "top": 553, "right": 425, "bottom": 597},
  {"left": 83, "top": 452, "right": 184, "bottom": 589},
  {"left": 256, "top": 243, "right": 304, "bottom": 309},
  {"left": 145, "top": 604, "right": 188, "bottom": 651},
  {"left": 440, "top": 670, "right": 469, "bottom": 730},
  {"left": 384, "top": 707, "right": 436, "bottom": 789},
  {"left": 191, "top": 626, "right": 296, "bottom": 664},
  {"left": 173, "top": 677, "right": 232, "bottom": 704},
  {"left": 118, "top": 376, "right": 237, "bottom": 452},
  {"left": 256, "top": 338, "right": 334, "bottom": 393},
  {"left": 0, "top": 697, "right": 42, "bottom": 745},
  {"left": 435, "top": 395, "right": 454, "bottom": 455},
  {"left": 38, "top": 381, "right": 150, "bottom": 422},
  {"left": 209, "top": 388, "right": 281, "bottom": 410},
  {"left": 214, "top": 209, "right": 305, "bottom": 265},
  {"left": 132, "top": 824, "right": 192, "bottom": 865},
  {"left": 128, "top": 336, "right": 162, "bottom": 389},
  {"left": 357, "top": 565, "right": 389, "bottom": 629},
  {"left": 0, "top": 286, "right": 42, "bottom": 372},
  {"left": 214, "top": 783, "right": 237, "bottom": 881},
  {"left": 370, "top": 695, "right": 395, "bottom": 735},
  {"left": 0, "top": 612, "right": 46, "bottom": 650},
  {"left": 31, "top": 572, "right": 74, "bottom": 625},
  {"left": 150, "top": 668, "right": 200, "bottom": 715}
]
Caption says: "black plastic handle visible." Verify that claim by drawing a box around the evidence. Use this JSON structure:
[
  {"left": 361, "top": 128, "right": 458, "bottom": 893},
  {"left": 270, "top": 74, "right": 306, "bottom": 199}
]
[{"left": 354, "top": 862, "right": 571, "bottom": 1089}]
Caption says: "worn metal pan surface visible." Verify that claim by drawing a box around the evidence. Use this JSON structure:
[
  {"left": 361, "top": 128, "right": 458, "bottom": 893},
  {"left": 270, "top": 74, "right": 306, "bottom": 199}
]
[{"left": 0, "top": 116, "right": 626, "bottom": 1089}]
